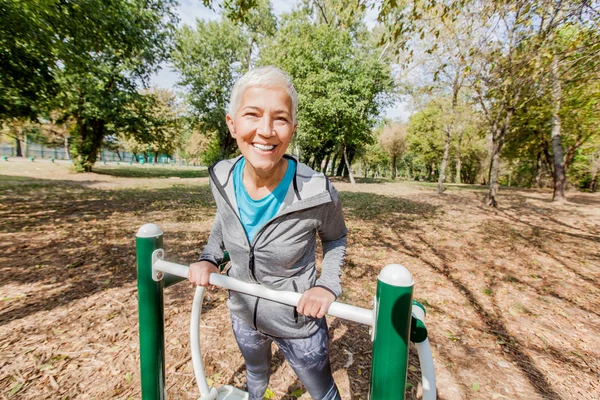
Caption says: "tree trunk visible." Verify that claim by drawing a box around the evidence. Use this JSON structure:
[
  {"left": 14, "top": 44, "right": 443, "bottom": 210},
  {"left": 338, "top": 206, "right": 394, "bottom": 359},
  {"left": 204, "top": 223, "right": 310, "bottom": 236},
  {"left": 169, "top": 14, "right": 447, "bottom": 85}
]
[
  {"left": 391, "top": 154, "right": 397, "bottom": 179},
  {"left": 437, "top": 130, "right": 452, "bottom": 194},
  {"left": 455, "top": 134, "right": 462, "bottom": 184},
  {"left": 315, "top": 155, "right": 324, "bottom": 172},
  {"left": 346, "top": 147, "right": 356, "bottom": 177},
  {"left": 15, "top": 136, "right": 22, "bottom": 157},
  {"left": 330, "top": 151, "right": 339, "bottom": 177},
  {"left": 590, "top": 152, "right": 598, "bottom": 192},
  {"left": 323, "top": 154, "right": 331, "bottom": 176},
  {"left": 550, "top": 51, "right": 566, "bottom": 202},
  {"left": 535, "top": 151, "right": 543, "bottom": 188},
  {"left": 116, "top": 149, "right": 122, "bottom": 161},
  {"left": 72, "top": 119, "right": 105, "bottom": 172},
  {"left": 445, "top": 68, "right": 461, "bottom": 189},
  {"left": 64, "top": 135, "right": 70, "bottom": 159},
  {"left": 246, "top": 37, "right": 255, "bottom": 70},
  {"left": 343, "top": 144, "right": 356, "bottom": 185},
  {"left": 486, "top": 138, "right": 504, "bottom": 207},
  {"left": 336, "top": 150, "right": 346, "bottom": 177}
]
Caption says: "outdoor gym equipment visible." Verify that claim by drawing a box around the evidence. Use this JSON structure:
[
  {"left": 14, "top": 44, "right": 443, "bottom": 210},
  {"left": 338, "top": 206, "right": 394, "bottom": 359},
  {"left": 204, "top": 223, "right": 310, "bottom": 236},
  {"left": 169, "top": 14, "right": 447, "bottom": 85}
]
[{"left": 137, "top": 223, "right": 436, "bottom": 400}]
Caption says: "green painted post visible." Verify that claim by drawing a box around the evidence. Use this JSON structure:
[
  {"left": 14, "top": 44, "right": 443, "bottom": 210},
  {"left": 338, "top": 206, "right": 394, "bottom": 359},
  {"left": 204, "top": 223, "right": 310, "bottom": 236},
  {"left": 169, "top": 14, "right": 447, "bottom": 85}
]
[
  {"left": 136, "top": 224, "right": 166, "bottom": 400},
  {"left": 370, "top": 264, "right": 414, "bottom": 400}
]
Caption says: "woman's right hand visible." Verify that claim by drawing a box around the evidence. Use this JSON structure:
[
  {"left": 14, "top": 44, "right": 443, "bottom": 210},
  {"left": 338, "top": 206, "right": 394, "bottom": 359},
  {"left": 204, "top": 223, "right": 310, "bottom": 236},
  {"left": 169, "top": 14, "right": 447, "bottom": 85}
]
[{"left": 188, "top": 261, "right": 219, "bottom": 287}]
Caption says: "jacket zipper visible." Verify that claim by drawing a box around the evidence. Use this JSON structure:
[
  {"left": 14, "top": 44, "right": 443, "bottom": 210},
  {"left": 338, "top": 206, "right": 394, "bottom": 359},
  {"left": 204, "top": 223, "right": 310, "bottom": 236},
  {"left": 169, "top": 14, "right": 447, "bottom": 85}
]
[
  {"left": 292, "top": 281, "right": 299, "bottom": 323},
  {"left": 252, "top": 297, "right": 260, "bottom": 330}
]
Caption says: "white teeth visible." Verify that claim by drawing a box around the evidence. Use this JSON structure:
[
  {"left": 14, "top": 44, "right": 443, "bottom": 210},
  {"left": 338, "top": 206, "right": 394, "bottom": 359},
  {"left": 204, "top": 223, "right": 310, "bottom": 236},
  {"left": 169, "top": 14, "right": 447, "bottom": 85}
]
[{"left": 253, "top": 143, "right": 275, "bottom": 151}]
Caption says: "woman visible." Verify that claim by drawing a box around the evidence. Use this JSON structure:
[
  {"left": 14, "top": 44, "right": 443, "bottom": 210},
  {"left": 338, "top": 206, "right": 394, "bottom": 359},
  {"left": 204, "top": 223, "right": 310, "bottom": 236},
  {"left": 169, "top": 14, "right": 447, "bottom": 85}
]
[{"left": 188, "top": 66, "right": 346, "bottom": 400}]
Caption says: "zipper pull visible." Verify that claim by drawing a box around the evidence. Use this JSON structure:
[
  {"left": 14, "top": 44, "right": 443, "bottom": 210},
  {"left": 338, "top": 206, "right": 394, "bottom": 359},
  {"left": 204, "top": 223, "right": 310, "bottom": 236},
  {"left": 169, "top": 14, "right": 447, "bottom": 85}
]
[{"left": 249, "top": 250, "right": 257, "bottom": 282}]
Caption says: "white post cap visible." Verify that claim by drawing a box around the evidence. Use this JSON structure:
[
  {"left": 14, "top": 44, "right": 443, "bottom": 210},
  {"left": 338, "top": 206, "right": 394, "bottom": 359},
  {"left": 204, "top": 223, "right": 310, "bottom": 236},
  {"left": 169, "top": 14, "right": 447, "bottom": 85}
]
[
  {"left": 378, "top": 264, "right": 414, "bottom": 287},
  {"left": 136, "top": 223, "right": 163, "bottom": 238}
]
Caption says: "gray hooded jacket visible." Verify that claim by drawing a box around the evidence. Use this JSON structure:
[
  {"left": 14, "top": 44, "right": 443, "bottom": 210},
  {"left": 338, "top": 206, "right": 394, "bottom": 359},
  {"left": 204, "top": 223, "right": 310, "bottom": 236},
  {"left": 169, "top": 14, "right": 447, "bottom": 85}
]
[{"left": 199, "top": 155, "right": 347, "bottom": 338}]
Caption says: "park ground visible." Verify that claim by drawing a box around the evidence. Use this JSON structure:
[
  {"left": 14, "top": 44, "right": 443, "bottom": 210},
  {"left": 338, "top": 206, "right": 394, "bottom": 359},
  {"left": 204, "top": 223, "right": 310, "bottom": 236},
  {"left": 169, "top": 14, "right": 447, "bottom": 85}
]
[{"left": 0, "top": 158, "right": 598, "bottom": 400}]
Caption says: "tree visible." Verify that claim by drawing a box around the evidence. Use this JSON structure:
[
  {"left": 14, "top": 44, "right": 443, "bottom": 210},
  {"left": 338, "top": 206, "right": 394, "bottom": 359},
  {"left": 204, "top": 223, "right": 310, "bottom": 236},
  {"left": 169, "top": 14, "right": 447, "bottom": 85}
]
[
  {"left": 39, "top": 110, "right": 76, "bottom": 159},
  {"left": 1, "top": 0, "right": 178, "bottom": 172},
  {"left": 173, "top": 19, "right": 248, "bottom": 164},
  {"left": 260, "top": 10, "right": 394, "bottom": 184},
  {"left": 179, "top": 121, "right": 216, "bottom": 166},
  {"left": 505, "top": 26, "right": 600, "bottom": 193},
  {"left": 57, "top": 0, "right": 177, "bottom": 172},
  {"left": 545, "top": 23, "right": 600, "bottom": 201},
  {"left": 0, "top": 0, "right": 58, "bottom": 121},
  {"left": 379, "top": 122, "right": 407, "bottom": 179},
  {"left": 375, "top": 0, "right": 599, "bottom": 204},
  {"left": 407, "top": 103, "right": 445, "bottom": 181},
  {"left": 119, "top": 88, "right": 184, "bottom": 162},
  {"left": 360, "top": 142, "right": 390, "bottom": 179},
  {"left": 1, "top": 119, "right": 38, "bottom": 157}
]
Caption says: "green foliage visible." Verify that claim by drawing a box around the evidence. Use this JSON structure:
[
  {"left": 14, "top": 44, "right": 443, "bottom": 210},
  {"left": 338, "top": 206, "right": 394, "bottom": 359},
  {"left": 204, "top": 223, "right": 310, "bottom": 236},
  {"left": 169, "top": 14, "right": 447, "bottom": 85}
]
[
  {"left": 60, "top": 0, "right": 178, "bottom": 172},
  {"left": 504, "top": 25, "right": 600, "bottom": 189},
  {"left": 0, "top": 0, "right": 58, "bottom": 120},
  {"left": 173, "top": 18, "right": 249, "bottom": 164},
  {"left": 119, "top": 88, "right": 184, "bottom": 161},
  {"left": 1, "top": 0, "right": 179, "bottom": 172},
  {"left": 407, "top": 97, "right": 487, "bottom": 184},
  {"left": 259, "top": 11, "right": 394, "bottom": 168},
  {"left": 407, "top": 103, "right": 444, "bottom": 181},
  {"left": 361, "top": 142, "right": 390, "bottom": 178}
]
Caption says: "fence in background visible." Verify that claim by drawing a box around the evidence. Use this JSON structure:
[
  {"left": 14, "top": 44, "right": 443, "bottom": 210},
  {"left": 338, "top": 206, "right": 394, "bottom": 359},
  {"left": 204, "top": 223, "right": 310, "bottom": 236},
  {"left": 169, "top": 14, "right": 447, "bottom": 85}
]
[{"left": 0, "top": 142, "right": 179, "bottom": 164}]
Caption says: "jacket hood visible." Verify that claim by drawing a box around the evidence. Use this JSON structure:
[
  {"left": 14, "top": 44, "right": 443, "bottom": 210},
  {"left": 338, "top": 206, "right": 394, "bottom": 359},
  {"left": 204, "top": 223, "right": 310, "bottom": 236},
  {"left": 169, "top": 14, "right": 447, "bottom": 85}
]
[{"left": 208, "top": 154, "right": 332, "bottom": 218}]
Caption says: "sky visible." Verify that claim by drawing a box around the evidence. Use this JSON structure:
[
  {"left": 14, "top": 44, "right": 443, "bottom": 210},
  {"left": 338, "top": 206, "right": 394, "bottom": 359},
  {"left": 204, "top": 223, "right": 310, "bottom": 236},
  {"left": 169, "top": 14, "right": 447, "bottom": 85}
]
[{"left": 150, "top": 0, "right": 410, "bottom": 121}]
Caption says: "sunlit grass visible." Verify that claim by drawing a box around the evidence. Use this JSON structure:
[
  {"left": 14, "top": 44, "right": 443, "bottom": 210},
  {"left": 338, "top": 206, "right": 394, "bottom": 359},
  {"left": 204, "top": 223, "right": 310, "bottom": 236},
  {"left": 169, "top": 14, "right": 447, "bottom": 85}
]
[{"left": 94, "top": 165, "right": 208, "bottom": 179}]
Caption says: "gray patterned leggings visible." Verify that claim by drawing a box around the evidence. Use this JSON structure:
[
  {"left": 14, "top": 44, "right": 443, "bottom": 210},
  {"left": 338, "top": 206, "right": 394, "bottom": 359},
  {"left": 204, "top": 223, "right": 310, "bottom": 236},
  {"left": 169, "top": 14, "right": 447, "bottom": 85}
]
[{"left": 231, "top": 313, "right": 341, "bottom": 400}]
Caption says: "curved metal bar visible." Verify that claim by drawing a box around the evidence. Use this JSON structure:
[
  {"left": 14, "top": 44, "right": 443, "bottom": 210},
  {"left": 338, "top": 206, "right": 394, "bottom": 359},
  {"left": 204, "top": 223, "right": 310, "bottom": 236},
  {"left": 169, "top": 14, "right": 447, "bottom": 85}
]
[
  {"left": 412, "top": 303, "right": 437, "bottom": 400},
  {"left": 415, "top": 338, "right": 437, "bottom": 400},
  {"left": 191, "top": 285, "right": 218, "bottom": 400}
]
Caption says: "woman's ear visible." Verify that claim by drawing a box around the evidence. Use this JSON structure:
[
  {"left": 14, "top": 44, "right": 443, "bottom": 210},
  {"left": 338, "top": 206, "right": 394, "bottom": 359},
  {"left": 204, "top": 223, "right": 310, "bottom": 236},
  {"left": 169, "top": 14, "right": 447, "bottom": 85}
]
[{"left": 226, "top": 114, "right": 236, "bottom": 138}]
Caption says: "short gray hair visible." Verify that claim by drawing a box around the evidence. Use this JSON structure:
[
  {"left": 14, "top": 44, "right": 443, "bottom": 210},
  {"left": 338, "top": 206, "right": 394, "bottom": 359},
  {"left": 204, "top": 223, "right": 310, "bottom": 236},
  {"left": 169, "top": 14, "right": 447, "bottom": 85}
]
[{"left": 228, "top": 66, "right": 298, "bottom": 123}]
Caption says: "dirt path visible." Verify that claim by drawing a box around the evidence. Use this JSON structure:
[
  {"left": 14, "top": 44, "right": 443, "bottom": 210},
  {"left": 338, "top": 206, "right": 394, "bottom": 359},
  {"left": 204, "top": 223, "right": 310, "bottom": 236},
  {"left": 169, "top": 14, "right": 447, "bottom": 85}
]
[{"left": 1, "top": 160, "right": 598, "bottom": 399}]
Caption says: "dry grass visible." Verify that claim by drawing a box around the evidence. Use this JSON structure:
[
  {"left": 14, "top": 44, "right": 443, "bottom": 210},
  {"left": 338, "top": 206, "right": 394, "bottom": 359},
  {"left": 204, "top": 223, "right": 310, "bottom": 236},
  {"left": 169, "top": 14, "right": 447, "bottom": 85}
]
[{"left": 0, "top": 159, "right": 598, "bottom": 400}]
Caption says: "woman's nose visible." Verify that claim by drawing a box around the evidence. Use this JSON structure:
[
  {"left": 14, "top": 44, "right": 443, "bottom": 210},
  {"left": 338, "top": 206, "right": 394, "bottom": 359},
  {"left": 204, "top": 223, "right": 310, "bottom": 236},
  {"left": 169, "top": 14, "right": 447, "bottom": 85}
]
[{"left": 257, "top": 117, "right": 274, "bottom": 136}]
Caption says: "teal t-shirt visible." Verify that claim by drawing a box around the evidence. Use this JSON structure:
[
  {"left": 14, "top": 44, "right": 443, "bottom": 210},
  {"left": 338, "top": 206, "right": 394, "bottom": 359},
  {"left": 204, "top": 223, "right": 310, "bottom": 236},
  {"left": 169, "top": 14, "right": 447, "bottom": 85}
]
[{"left": 233, "top": 157, "right": 296, "bottom": 243}]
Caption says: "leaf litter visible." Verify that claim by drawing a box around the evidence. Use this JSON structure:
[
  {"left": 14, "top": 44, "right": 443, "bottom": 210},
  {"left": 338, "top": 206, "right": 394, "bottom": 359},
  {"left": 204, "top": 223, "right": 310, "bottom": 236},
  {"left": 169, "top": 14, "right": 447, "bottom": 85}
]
[{"left": 0, "top": 161, "right": 599, "bottom": 399}]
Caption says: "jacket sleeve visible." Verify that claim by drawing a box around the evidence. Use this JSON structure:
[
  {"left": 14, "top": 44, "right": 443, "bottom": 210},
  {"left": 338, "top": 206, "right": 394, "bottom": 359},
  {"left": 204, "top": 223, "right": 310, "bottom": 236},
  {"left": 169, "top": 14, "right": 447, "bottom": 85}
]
[
  {"left": 315, "top": 184, "right": 347, "bottom": 298},
  {"left": 198, "top": 208, "right": 226, "bottom": 267}
]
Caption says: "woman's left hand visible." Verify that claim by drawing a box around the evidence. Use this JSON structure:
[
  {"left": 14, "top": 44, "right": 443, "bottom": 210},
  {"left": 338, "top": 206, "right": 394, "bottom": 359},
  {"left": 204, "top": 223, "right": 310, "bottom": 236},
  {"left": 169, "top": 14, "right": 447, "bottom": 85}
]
[{"left": 297, "top": 287, "right": 336, "bottom": 318}]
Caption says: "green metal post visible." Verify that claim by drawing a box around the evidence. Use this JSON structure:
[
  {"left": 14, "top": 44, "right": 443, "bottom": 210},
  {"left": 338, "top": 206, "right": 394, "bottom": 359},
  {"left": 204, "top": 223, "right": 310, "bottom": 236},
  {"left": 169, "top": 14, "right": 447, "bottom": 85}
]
[
  {"left": 370, "top": 264, "right": 414, "bottom": 400},
  {"left": 136, "top": 224, "right": 166, "bottom": 400}
]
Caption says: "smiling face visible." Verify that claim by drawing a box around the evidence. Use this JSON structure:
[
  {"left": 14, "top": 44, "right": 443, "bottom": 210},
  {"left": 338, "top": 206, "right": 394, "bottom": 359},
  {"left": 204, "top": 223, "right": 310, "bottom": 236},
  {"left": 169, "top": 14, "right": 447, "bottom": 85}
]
[{"left": 226, "top": 86, "right": 297, "bottom": 178}]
